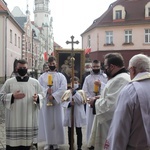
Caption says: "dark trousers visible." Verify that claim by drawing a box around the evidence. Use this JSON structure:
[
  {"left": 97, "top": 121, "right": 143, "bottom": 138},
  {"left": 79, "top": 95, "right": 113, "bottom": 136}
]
[
  {"left": 6, "top": 143, "right": 38, "bottom": 150},
  {"left": 68, "top": 127, "right": 82, "bottom": 148}
]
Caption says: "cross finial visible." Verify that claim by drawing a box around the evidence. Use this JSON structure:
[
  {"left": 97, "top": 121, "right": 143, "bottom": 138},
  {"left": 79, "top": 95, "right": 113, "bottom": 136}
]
[{"left": 66, "top": 35, "right": 79, "bottom": 52}]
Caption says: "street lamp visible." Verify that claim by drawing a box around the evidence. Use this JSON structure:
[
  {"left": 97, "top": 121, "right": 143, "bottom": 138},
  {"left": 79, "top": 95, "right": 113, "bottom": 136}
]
[{"left": 32, "top": 29, "right": 36, "bottom": 77}]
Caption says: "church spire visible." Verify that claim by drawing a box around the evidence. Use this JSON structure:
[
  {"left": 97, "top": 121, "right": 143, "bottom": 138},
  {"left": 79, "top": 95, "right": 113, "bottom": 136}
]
[{"left": 26, "top": 0, "right": 30, "bottom": 16}]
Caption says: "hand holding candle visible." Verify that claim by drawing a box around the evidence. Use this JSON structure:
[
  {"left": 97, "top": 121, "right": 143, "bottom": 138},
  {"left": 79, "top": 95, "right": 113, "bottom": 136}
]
[
  {"left": 94, "top": 84, "right": 99, "bottom": 93},
  {"left": 47, "top": 74, "right": 53, "bottom": 106},
  {"left": 48, "top": 74, "right": 52, "bottom": 86},
  {"left": 94, "top": 80, "right": 101, "bottom": 93}
]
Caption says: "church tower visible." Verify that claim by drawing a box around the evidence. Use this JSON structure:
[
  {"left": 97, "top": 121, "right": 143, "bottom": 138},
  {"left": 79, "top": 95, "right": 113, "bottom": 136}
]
[
  {"left": 34, "top": 0, "right": 54, "bottom": 57},
  {"left": 34, "top": 0, "right": 50, "bottom": 27}
]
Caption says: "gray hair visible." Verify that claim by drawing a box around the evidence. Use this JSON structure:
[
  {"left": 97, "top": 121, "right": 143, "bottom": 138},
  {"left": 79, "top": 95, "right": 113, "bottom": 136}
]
[{"left": 129, "top": 54, "right": 150, "bottom": 72}]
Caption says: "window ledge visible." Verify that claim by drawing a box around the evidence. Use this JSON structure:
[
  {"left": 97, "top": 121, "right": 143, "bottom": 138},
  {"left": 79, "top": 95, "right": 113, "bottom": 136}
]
[
  {"left": 143, "top": 43, "right": 150, "bottom": 45},
  {"left": 145, "top": 17, "right": 150, "bottom": 20},
  {"left": 104, "top": 43, "right": 114, "bottom": 46},
  {"left": 122, "top": 42, "right": 134, "bottom": 46}
]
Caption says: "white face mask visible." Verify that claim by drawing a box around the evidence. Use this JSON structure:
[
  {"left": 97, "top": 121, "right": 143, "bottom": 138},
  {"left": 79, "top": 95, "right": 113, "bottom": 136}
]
[
  {"left": 73, "top": 83, "right": 79, "bottom": 90},
  {"left": 85, "top": 68, "right": 92, "bottom": 72}
]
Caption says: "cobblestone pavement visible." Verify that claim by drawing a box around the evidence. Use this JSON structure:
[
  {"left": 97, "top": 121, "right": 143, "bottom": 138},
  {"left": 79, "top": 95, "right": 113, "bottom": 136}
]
[
  {"left": 0, "top": 84, "right": 88, "bottom": 150},
  {"left": 0, "top": 121, "right": 87, "bottom": 150},
  {"left": 38, "top": 126, "right": 87, "bottom": 150}
]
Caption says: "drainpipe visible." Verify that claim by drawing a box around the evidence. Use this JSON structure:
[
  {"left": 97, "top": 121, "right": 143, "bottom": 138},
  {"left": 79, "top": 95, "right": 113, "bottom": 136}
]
[{"left": 4, "top": 15, "right": 8, "bottom": 81}]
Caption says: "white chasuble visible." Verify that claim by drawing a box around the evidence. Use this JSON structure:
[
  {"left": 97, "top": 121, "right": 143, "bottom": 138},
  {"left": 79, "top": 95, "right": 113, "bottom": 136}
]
[{"left": 88, "top": 73, "right": 130, "bottom": 150}]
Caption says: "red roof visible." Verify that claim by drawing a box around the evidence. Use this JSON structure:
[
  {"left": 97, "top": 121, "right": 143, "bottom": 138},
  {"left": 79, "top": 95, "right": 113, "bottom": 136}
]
[
  {"left": 0, "top": 0, "right": 24, "bottom": 33},
  {"left": 54, "top": 42, "right": 62, "bottom": 49},
  {"left": 0, "top": 0, "right": 9, "bottom": 11}
]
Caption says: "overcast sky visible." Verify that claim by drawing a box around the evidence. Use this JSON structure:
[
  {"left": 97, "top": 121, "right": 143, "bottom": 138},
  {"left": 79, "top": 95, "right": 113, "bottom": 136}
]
[{"left": 5, "top": 0, "right": 115, "bottom": 49}]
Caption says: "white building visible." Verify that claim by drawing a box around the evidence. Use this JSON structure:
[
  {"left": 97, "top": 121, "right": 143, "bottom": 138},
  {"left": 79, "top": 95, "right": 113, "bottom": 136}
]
[
  {"left": 11, "top": 0, "right": 54, "bottom": 76},
  {"left": 0, "top": 0, "right": 24, "bottom": 83}
]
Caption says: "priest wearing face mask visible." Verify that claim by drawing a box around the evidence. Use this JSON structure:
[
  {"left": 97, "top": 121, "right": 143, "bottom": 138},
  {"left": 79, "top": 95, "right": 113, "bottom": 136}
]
[
  {"left": 38, "top": 56, "right": 67, "bottom": 150},
  {"left": 1, "top": 59, "right": 44, "bottom": 150},
  {"left": 82, "top": 60, "right": 107, "bottom": 147},
  {"left": 88, "top": 53, "right": 131, "bottom": 150}
]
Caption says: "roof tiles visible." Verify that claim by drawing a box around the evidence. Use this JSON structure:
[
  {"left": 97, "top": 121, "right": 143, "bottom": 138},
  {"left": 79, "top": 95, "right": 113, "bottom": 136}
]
[{"left": 82, "top": 0, "right": 150, "bottom": 35}]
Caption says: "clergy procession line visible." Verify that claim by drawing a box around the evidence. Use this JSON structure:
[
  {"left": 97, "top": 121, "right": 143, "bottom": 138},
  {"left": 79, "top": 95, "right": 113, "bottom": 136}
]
[{"left": 0, "top": 53, "right": 150, "bottom": 150}]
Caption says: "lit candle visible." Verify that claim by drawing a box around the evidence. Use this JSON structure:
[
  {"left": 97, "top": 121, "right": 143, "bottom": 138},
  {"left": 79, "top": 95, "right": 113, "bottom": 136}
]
[
  {"left": 94, "top": 83, "right": 99, "bottom": 93},
  {"left": 48, "top": 74, "right": 52, "bottom": 86}
]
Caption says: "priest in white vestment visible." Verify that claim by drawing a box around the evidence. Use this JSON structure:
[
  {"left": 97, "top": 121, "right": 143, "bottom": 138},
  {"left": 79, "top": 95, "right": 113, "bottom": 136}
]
[
  {"left": 88, "top": 53, "right": 130, "bottom": 150},
  {"left": 38, "top": 56, "right": 67, "bottom": 150},
  {"left": 82, "top": 60, "right": 107, "bottom": 146},
  {"left": 105, "top": 54, "right": 150, "bottom": 150},
  {"left": 0, "top": 59, "right": 44, "bottom": 150}
]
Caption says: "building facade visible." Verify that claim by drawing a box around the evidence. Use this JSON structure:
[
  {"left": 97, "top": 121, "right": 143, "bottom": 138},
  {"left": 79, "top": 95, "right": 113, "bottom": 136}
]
[
  {"left": 34, "top": 0, "right": 54, "bottom": 60},
  {"left": 0, "top": 0, "right": 24, "bottom": 83},
  {"left": 12, "top": 0, "right": 54, "bottom": 76},
  {"left": 0, "top": 0, "right": 54, "bottom": 82},
  {"left": 81, "top": 0, "right": 150, "bottom": 67}
]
